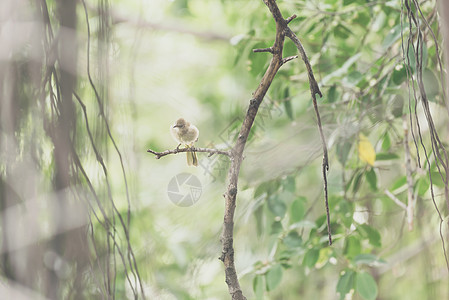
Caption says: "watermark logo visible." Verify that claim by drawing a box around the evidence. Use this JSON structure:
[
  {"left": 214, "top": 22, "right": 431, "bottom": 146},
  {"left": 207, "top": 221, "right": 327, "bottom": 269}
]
[{"left": 167, "top": 173, "right": 202, "bottom": 207}]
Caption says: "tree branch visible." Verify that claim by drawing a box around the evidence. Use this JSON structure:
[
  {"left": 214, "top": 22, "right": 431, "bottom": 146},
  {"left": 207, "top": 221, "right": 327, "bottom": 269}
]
[
  {"left": 282, "top": 55, "right": 298, "bottom": 65},
  {"left": 384, "top": 189, "right": 407, "bottom": 210},
  {"left": 285, "top": 19, "right": 331, "bottom": 245},
  {"left": 219, "top": 0, "right": 328, "bottom": 298},
  {"left": 253, "top": 47, "right": 273, "bottom": 53},
  {"left": 146, "top": 147, "right": 231, "bottom": 159},
  {"left": 146, "top": 0, "right": 328, "bottom": 298},
  {"left": 286, "top": 14, "right": 297, "bottom": 24}
]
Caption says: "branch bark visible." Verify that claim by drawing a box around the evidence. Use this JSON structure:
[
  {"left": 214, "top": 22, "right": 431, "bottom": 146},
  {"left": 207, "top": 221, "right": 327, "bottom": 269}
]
[
  {"left": 219, "top": 0, "right": 327, "bottom": 298},
  {"left": 147, "top": 147, "right": 231, "bottom": 159}
]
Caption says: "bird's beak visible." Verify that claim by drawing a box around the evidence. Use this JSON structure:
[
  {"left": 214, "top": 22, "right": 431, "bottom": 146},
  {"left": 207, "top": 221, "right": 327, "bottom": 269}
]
[{"left": 173, "top": 125, "right": 179, "bottom": 128}]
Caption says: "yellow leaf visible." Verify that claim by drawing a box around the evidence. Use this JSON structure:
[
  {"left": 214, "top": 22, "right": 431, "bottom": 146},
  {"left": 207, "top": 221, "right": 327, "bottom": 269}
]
[{"left": 358, "top": 134, "right": 376, "bottom": 166}]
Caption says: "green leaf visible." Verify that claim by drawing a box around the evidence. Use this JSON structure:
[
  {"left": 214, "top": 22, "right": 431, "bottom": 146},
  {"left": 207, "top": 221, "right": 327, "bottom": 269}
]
[
  {"left": 337, "top": 200, "right": 354, "bottom": 228},
  {"left": 391, "top": 94, "right": 404, "bottom": 118},
  {"left": 254, "top": 184, "right": 267, "bottom": 199},
  {"left": 328, "top": 85, "right": 338, "bottom": 103},
  {"left": 315, "top": 214, "right": 327, "bottom": 229},
  {"left": 249, "top": 41, "right": 270, "bottom": 77},
  {"left": 303, "top": 248, "right": 320, "bottom": 268},
  {"left": 358, "top": 224, "right": 382, "bottom": 247},
  {"left": 416, "top": 177, "right": 430, "bottom": 196},
  {"left": 278, "top": 251, "right": 292, "bottom": 269},
  {"left": 290, "top": 197, "right": 306, "bottom": 223},
  {"left": 356, "top": 272, "right": 378, "bottom": 300},
  {"left": 381, "top": 132, "right": 391, "bottom": 151},
  {"left": 391, "top": 175, "right": 407, "bottom": 191},
  {"left": 352, "top": 171, "right": 363, "bottom": 193},
  {"left": 382, "top": 24, "right": 402, "bottom": 49},
  {"left": 271, "top": 220, "right": 283, "bottom": 235},
  {"left": 334, "top": 24, "right": 353, "bottom": 39},
  {"left": 284, "top": 100, "right": 294, "bottom": 120},
  {"left": 267, "top": 180, "right": 281, "bottom": 194},
  {"left": 324, "top": 0, "right": 339, "bottom": 5},
  {"left": 266, "top": 264, "right": 283, "bottom": 291},
  {"left": 267, "top": 194, "right": 287, "bottom": 218},
  {"left": 420, "top": 43, "right": 428, "bottom": 69},
  {"left": 430, "top": 171, "right": 445, "bottom": 188},
  {"left": 372, "top": 11, "right": 386, "bottom": 32},
  {"left": 316, "top": 247, "right": 332, "bottom": 267},
  {"left": 344, "top": 236, "right": 361, "bottom": 259},
  {"left": 391, "top": 65, "right": 407, "bottom": 85},
  {"left": 423, "top": 68, "right": 440, "bottom": 101},
  {"left": 365, "top": 168, "right": 377, "bottom": 191},
  {"left": 283, "top": 175, "right": 296, "bottom": 193},
  {"left": 283, "top": 231, "right": 303, "bottom": 248},
  {"left": 283, "top": 39, "right": 298, "bottom": 57},
  {"left": 321, "top": 53, "right": 362, "bottom": 85},
  {"left": 402, "top": 91, "right": 416, "bottom": 114},
  {"left": 375, "top": 152, "right": 399, "bottom": 160},
  {"left": 353, "top": 11, "right": 370, "bottom": 27},
  {"left": 337, "top": 269, "right": 355, "bottom": 300},
  {"left": 406, "top": 46, "right": 416, "bottom": 73},
  {"left": 232, "top": 38, "right": 248, "bottom": 66},
  {"left": 253, "top": 275, "right": 264, "bottom": 299}
]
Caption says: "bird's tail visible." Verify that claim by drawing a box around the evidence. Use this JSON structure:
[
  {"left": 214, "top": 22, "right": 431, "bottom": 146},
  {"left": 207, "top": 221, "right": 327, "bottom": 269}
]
[{"left": 186, "top": 145, "right": 198, "bottom": 167}]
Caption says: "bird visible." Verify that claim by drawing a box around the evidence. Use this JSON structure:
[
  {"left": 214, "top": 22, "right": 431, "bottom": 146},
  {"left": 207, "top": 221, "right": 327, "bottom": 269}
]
[{"left": 170, "top": 118, "right": 199, "bottom": 166}]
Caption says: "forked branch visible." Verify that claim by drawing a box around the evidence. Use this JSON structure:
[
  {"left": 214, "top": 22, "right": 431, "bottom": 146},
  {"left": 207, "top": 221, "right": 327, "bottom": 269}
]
[
  {"left": 147, "top": 0, "right": 328, "bottom": 298},
  {"left": 219, "top": 0, "right": 328, "bottom": 298}
]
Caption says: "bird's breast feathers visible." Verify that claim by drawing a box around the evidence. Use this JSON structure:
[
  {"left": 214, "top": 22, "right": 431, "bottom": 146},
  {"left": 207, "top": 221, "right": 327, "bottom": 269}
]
[{"left": 170, "top": 124, "right": 199, "bottom": 145}]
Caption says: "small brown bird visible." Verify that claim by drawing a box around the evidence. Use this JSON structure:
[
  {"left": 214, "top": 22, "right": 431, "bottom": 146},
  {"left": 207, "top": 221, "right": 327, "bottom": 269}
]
[{"left": 170, "top": 118, "right": 199, "bottom": 166}]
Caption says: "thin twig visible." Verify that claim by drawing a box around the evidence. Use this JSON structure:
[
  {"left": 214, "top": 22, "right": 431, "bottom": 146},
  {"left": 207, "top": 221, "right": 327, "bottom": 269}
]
[
  {"left": 403, "top": 0, "right": 449, "bottom": 271},
  {"left": 284, "top": 16, "right": 330, "bottom": 246},
  {"left": 81, "top": 1, "right": 146, "bottom": 298},
  {"left": 286, "top": 14, "right": 297, "bottom": 24},
  {"left": 253, "top": 47, "right": 273, "bottom": 53},
  {"left": 385, "top": 189, "right": 407, "bottom": 210},
  {"left": 147, "top": 147, "right": 231, "bottom": 159},
  {"left": 282, "top": 55, "right": 299, "bottom": 65}
]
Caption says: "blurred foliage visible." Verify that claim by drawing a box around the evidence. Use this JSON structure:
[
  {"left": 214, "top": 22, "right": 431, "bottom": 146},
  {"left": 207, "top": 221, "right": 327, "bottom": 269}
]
[{"left": 1, "top": 0, "right": 449, "bottom": 299}]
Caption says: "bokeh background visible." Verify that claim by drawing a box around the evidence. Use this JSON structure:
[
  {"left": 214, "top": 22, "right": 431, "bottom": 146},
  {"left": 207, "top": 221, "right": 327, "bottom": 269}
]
[{"left": 1, "top": 0, "right": 448, "bottom": 299}]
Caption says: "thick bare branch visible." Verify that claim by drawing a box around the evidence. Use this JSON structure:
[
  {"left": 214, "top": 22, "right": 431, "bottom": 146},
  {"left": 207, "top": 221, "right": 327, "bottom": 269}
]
[
  {"left": 219, "top": 0, "right": 330, "bottom": 298},
  {"left": 219, "top": 2, "right": 289, "bottom": 298}
]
